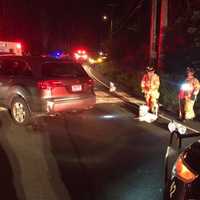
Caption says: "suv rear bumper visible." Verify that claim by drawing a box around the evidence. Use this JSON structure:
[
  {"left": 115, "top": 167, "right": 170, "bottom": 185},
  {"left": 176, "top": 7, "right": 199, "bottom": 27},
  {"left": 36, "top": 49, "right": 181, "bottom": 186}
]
[{"left": 38, "top": 95, "right": 96, "bottom": 114}]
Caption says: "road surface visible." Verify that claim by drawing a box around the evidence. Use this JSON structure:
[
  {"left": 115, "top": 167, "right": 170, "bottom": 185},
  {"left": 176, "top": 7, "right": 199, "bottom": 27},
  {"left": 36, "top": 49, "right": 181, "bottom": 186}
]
[{"left": 0, "top": 84, "right": 181, "bottom": 200}]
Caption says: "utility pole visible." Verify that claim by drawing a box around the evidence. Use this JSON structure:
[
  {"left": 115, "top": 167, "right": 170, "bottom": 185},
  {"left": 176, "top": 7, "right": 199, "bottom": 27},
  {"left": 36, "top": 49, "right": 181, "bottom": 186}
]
[
  {"left": 158, "top": 0, "right": 168, "bottom": 68},
  {"left": 149, "top": 0, "right": 158, "bottom": 66},
  {"left": 107, "top": 3, "right": 118, "bottom": 56}
]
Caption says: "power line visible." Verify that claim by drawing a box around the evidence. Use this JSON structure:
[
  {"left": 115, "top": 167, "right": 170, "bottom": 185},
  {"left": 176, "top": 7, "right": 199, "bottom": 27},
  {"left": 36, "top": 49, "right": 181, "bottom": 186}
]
[
  {"left": 113, "top": 2, "right": 138, "bottom": 28},
  {"left": 113, "top": 0, "right": 145, "bottom": 35},
  {"left": 113, "top": 0, "right": 145, "bottom": 34}
]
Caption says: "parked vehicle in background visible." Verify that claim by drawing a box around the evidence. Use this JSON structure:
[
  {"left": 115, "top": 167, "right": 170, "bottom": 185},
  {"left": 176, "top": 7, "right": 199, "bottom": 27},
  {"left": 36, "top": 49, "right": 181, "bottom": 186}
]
[
  {"left": 74, "top": 49, "right": 88, "bottom": 63},
  {"left": 0, "top": 41, "right": 22, "bottom": 55}
]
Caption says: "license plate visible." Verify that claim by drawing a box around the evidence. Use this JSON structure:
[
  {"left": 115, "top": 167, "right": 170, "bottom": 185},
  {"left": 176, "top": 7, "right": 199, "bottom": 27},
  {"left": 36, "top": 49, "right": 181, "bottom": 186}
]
[{"left": 72, "top": 84, "right": 82, "bottom": 92}]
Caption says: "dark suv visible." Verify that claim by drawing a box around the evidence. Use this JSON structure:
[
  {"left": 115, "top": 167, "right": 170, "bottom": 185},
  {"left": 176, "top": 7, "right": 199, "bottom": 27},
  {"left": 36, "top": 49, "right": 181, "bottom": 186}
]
[
  {"left": 0, "top": 56, "right": 96, "bottom": 125},
  {"left": 164, "top": 129, "right": 200, "bottom": 200}
]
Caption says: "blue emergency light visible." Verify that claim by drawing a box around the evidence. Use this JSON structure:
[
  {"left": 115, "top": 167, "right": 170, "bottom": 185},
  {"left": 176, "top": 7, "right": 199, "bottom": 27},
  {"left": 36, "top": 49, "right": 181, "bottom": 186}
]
[{"left": 49, "top": 50, "right": 63, "bottom": 59}]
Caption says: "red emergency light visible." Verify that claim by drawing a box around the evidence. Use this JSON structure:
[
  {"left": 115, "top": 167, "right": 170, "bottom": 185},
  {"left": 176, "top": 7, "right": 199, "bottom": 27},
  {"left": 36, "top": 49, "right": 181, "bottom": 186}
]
[{"left": 76, "top": 49, "right": 86, "bottom": 54}]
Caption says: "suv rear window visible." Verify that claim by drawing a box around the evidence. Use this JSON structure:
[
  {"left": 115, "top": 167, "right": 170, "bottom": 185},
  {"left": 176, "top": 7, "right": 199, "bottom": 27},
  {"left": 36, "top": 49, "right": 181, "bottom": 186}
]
[{"left": 42, "top": 62, "right": 88, "bottom": 78}]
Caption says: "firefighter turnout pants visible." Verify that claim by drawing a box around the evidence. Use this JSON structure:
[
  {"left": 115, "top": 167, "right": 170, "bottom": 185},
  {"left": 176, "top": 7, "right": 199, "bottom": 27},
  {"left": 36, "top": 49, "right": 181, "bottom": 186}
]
[
  {"left": 184, "top": 99, "right": 196, "bottom": 120},
  {"left": 145, "top": 91, "right": 159, "bottom": 114}
]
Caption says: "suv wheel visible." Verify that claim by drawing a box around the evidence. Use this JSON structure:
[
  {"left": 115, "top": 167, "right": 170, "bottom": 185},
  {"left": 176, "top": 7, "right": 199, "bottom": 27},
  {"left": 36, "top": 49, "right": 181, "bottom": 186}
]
[{"left": 11, "top": 97, "right": 31, "bottom": 125}]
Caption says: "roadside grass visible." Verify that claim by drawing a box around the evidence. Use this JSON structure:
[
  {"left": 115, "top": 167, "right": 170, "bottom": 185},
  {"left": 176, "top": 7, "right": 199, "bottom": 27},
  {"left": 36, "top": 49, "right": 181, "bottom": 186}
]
[{"left": 95, "top": 62, "right": 200, "bottom": 114}]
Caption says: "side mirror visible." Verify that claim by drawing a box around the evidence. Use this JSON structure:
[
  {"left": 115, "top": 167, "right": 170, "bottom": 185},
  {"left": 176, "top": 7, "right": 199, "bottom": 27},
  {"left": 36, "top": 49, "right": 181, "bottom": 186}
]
[{"left": 168, "top": 121, "right": 200, "bottom": 149}]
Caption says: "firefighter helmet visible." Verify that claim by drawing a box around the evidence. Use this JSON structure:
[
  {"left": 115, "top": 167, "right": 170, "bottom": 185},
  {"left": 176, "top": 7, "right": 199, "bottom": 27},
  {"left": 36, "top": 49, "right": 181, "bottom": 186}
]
[
  {"left": 146, "top": 66, "right": 155, "bottom": 72},
  {"left": 186, "top": 67, "right": 195, "bottom": 74}
]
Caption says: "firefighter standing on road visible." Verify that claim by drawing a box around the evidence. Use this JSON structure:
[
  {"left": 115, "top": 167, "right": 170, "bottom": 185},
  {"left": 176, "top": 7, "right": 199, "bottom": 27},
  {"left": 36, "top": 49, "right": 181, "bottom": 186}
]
[
  {"left": 141, "top": 66, "right": 160, "bottom": 114},
  {"left": 178, "top": 67, "right": 200, "bottom": 120}
]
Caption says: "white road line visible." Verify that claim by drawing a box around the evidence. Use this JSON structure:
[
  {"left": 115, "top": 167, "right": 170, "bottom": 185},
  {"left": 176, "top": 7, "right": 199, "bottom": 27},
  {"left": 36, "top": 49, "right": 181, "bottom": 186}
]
[
  {"left": 0, "top": 107, "right": 7, "bottom": 111},
  {"left": 84, "top": 65, "right": 200, "bottom": 134},
  {"left": 159, "top": 114, "right": 200, "bottom": 133},
  {"left": 83, "top": 65, "right": 110, "bottom": 89}
]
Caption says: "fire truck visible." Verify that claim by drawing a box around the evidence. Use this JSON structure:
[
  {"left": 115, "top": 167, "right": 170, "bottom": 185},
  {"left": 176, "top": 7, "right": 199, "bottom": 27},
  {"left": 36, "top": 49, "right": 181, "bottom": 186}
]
[{"left": 0, "top": 41, "right": 22, "bottom": 55}]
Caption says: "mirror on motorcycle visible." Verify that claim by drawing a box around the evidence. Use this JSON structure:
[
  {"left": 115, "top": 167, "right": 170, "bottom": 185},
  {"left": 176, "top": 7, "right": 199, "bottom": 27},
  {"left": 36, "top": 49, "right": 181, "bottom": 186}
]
[
  {"left": 168, "top": 121, "right": 187, "bottom": 135},
  {"left": 168, "top": 121, "right": 200, "bottom": 149}
]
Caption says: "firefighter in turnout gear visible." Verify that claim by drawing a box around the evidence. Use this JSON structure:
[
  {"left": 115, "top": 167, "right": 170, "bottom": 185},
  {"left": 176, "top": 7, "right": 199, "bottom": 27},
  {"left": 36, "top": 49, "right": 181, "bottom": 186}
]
[
  {"left": 141, "top": 66, "right": 160, "bottom": 115},
  {"left": 178, "top": 67, "right": 200, "bottom": 120}
]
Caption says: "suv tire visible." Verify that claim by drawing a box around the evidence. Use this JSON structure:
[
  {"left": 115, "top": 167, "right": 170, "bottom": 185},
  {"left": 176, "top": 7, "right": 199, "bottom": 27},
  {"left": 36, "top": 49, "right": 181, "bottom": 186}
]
[{"left": 10, "top": 97, "right": 31, "bottom": 125}]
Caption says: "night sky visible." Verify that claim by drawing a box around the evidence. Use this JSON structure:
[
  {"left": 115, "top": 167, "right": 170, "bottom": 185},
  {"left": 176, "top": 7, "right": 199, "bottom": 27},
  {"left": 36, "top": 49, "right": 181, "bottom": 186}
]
[
  {"left": 0, "top": 1, "right": 199, "bottom": 55},
  {"left": 0, "top": 0, "right": 148, "bottom": 53}
]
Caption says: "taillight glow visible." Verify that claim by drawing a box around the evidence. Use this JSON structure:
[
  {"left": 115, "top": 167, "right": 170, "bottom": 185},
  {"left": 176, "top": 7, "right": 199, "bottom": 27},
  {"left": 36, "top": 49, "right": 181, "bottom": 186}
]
[
  {"left": 88, "top": 79, "right": 93, "bottom": 84},
  {"left": 37, "top": 80, "right": 64, "bottom": 90},
  {"left": 86, "top": 79, "right": 94, "bottom": 87},
  {"left": 175, "top": 156, "right": 198, "bottom": 183},
  {"left": 74, "top": 53, "right": 80, "bottom": 60},
  {"left": 82, "top": 54, "right": 88, "bottom": 59}
]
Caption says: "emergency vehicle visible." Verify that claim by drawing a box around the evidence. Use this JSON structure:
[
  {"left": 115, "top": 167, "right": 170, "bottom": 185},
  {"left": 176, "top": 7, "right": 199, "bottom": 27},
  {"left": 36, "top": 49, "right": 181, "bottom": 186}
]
[{"left": 0, "top": 41, "right": 22, "bottom": 55}]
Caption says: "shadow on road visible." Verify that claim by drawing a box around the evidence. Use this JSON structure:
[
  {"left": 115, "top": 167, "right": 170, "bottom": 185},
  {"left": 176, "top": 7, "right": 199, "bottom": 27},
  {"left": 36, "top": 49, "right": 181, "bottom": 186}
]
[
  {"left": 153, "top": 120, "right": 170, "bottom": 132},
  {"left": 0, "top": 114, "right": 21, "bottom": 200},
  {"left": 34, "top": 114, "right": 96, "bottom": 200},
  {"left": 0, "top": 111, "right": 71, "bottom": 200},
  {"left": 36, "top": 108, "right": 167, "bottom": 200}
]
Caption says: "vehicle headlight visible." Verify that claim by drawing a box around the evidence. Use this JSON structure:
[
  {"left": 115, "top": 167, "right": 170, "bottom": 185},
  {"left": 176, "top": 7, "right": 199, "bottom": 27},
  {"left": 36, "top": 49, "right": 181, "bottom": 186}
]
[
  {"left": 89, "top": 58, "right": 95, "bottom": 64},
  {"left": 97, "top": 58, "right": 103, "bottom": 63}
]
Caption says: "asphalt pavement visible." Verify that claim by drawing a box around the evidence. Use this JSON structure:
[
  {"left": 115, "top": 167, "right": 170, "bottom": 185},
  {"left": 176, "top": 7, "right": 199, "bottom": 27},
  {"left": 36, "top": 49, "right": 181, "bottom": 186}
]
[{"left": 0, "top": 82, "right": 175, "bottom": 200}]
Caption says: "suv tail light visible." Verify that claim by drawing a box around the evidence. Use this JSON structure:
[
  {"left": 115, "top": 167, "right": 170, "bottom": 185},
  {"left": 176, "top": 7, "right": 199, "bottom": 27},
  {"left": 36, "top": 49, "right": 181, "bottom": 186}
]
[
  {"left": 37, "top": 80, "right": 64, "bottom": 90},
  {"left": 37, "top": 80, "right": 65, "bottom": 98},
  {"left": 86, "top": 79, "right": 94, "bottom": 87},
  {"left": 175, "top": 156, "right": 198, "bottom": 183}
]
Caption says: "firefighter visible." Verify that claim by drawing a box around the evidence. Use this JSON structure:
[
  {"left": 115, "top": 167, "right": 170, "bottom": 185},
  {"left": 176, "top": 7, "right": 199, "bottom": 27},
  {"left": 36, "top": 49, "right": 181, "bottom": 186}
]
[
  {"left": 178, "top": 67, "right": 200, "bottom": 120},
  {"left": 141, "top": 66, "right": 160, "bottom": 115}
]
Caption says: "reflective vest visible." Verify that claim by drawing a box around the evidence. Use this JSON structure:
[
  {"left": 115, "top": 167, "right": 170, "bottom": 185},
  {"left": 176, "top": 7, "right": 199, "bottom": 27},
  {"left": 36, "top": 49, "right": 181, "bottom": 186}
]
[{"left": 141, "top": 73, "right": 160, "bottom": 95}]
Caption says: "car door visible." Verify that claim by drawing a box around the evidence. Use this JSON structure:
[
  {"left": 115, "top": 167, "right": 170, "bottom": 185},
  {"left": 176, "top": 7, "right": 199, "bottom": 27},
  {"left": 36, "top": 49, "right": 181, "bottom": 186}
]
[
  {"left": 0, "top": 59, "right": 15, "bottom": 106},
  {"left": 9, "top": 59, "right": 34, "bottom": 101}
]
